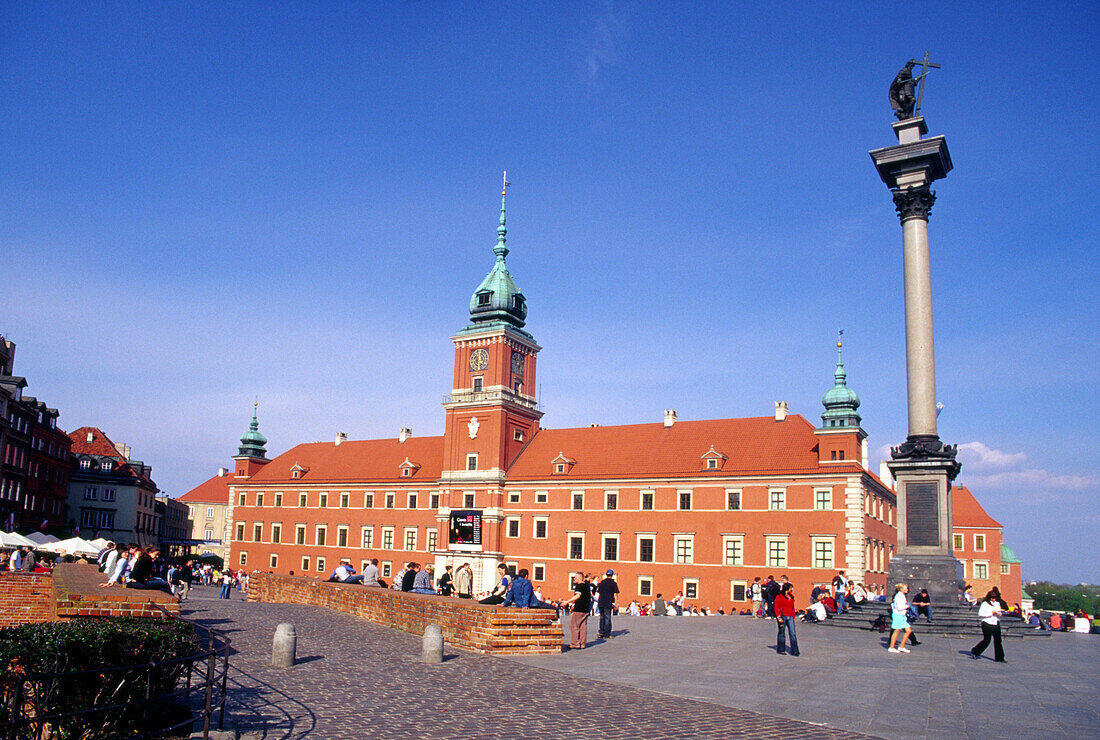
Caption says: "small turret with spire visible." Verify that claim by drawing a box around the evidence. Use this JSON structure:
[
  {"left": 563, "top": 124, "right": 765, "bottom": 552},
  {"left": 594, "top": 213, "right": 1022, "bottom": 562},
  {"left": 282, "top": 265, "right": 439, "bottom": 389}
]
[
  {"left": 233, "top": 401, "right": 271, "bottom": 478},
  {"left": 461, "top": 172, "right": 530, "bottom": 336},
  {"left": 821, "top": 330, "right": 862, "bottom": 429}
]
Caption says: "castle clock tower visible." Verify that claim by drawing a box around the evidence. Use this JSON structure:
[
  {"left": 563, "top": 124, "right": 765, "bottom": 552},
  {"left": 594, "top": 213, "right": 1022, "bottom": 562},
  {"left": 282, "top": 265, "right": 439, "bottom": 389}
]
[{"left": 437, "top": 176, "right": 542, "bottom": 589}]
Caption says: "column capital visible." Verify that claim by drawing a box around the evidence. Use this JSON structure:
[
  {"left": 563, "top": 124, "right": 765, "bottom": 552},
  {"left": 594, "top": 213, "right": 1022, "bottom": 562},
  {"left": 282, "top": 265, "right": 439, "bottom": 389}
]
[{"left": 892, "top": 185, "right": 936, "bottom": 222}]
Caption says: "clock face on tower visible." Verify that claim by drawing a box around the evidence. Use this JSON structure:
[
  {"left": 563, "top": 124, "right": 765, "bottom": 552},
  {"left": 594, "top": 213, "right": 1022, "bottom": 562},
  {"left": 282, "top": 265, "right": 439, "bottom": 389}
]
[
  {"left": 469, "top": 348, "right": 489, "bottom": 372},
  {"left": 511, "top": 351, "right": 525, "bottom": 378}
]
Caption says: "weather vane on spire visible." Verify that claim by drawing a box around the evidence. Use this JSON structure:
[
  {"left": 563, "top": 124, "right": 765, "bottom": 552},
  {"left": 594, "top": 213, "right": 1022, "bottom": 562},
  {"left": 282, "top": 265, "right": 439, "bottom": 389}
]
[
  {"left": 837, "top": 328, "right": 844, "bottom": 348},
  {"left": 502, "top": 170, "right": 510, "bottom": 196}
]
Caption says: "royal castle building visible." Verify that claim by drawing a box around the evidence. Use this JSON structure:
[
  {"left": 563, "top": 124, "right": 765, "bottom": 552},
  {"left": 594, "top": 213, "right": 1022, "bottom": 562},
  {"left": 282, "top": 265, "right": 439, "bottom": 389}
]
[{"left": 210, "top": 186, "right": 918, "bottom": 607}]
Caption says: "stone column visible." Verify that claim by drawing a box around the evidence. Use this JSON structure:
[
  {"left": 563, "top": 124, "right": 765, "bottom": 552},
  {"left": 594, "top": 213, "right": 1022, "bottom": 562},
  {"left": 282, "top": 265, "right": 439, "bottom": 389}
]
[{"left": 870, "top": 116, "right": 963, "bottom": 604}]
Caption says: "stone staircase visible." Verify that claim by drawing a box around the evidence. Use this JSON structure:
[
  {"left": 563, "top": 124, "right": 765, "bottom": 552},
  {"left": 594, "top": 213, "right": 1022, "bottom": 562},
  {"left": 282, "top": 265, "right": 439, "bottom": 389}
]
[{"left": 814, "top": 600, "right": 1049, "bottom": 639}]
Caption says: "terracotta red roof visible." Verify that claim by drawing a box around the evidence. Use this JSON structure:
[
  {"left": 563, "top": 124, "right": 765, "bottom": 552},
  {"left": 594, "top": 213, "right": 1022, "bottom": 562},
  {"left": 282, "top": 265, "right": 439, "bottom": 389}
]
[
  {"left": 952, "top": 485, "right": 1002, "bottom": 528},
  {"left": 68, "top": 426, "right": 156, "bottom": 488},
  {"left": 178, "top": 473, "right": 232, "bottom": 504},
  {"left": 507, "top": 415, "right": 833, "bottom": 481},
  {"left": 246, "top": 436, "right": 446, "bottom": 484}
]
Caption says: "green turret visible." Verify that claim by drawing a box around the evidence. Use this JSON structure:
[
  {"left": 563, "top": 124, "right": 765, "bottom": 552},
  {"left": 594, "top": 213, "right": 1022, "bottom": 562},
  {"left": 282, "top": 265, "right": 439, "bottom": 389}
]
[
  {"left": 238, "top": 403, "right": 268, "bottom": 459},
  {"left": 459, "top": 174, "right": 531, "bottom": 337},
  {"left": 821, "top": 337, "right": 862, "bottom": 429}
]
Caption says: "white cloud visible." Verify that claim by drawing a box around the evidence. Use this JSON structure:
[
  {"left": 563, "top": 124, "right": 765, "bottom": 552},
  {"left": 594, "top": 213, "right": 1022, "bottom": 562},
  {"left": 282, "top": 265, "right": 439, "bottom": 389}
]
[
  {"left": 955, "top": 441, "right": 1098, "bottom": 492},
  {"left": 582, "top": 2, "right": 627, "bottom": 88},
  {"left": 957, "top": 441, "right": 1028, "bottom": 470}
]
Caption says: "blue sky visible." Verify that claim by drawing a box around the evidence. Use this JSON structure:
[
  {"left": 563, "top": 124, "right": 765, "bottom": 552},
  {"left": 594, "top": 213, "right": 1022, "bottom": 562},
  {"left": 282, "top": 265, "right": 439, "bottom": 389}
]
[{"left": 3, "top": 3, "right": 1097, "bottom": 583}]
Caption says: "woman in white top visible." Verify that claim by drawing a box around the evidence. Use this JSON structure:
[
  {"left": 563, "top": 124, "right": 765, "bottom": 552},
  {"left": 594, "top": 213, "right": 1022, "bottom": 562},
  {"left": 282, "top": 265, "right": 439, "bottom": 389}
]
[
  {"left": 888, "top": 583, "right": 913, "bottom": 653},
  {"left": 970, "top": 588, "right": 1006, "bottom": 662}
]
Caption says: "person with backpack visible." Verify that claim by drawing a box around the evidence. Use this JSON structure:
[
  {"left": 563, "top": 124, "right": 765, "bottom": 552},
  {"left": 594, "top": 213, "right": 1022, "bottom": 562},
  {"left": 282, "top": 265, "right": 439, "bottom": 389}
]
[{"left": 751, "top": 577, "right": 764, "bottom": 618}]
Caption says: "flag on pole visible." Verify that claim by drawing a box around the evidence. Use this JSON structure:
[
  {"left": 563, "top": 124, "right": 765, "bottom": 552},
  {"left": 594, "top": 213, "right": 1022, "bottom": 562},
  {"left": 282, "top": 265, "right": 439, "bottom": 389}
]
[
  {"left": 73, "top": 525, "right": 80, "bottom": 537},
  {"left": 39, "top": 518, "right": 48, "bottom": 530}
]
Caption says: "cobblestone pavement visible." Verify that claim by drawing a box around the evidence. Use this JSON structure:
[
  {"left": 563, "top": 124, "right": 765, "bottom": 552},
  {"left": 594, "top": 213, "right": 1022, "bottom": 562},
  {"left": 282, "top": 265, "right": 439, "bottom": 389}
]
[
  {"left": 506, "top": 614, "right": 1100, "bottom": 739},
  {"left": 181, "top": 586, "right": 872, "bottom": 739}
]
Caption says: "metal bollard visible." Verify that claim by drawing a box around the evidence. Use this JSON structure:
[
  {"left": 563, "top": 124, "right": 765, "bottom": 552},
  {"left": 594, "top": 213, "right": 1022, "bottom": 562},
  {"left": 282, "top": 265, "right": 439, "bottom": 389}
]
[
  {"left": 272, "top": 623, "right": 296, "bottom": 668},
  {"left": 422, "top": 623, "right": 443, "bottom": 664}
]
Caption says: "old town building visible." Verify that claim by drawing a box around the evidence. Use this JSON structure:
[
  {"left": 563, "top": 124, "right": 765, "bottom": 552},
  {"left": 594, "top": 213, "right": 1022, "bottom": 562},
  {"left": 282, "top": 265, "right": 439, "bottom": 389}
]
[
  {"left": 951, "top": 485, "right": 1023, "bottom": 606},
  {"left": 66, "top": 427, "right": 159, "bottom": 547},
  {"left": 0, "top": 336, "right": 71, "bottom": 530},
  {"left": 221, "top": 190, "right": 915, "bottom": 607}
]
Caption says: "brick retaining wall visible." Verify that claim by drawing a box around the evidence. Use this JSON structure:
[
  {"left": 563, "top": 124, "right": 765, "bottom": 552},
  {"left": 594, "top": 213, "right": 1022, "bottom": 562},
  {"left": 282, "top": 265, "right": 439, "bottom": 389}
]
[
  {"left": 0, "top": 572, "right": 56, "bottom": 627},
  {"left": 0, "top": 564, "right": 179, "bottom": 628},
  {"left": 248, "top": 572, "right": 562, "bottom": 655}
]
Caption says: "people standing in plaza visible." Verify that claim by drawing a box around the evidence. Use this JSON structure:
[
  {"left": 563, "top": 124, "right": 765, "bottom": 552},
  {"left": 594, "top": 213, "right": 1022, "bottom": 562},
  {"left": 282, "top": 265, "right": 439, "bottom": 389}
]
[
  {"left": 438, "top": 565, "right": 454, "bottom": 596},
  {"left": 970, "top": 589, "right": 1006, "bottom": 662},
  {"left": 454, "top": 562, "right": 473, "bottom": 598},
  {"left": 562, "top": 572, "right": 592, "bottom": 649},
  {"left": 671, "top": 591, "right": 685, "bottom": 616},
  {"left": 751, "top": 577, "right": 764, "bottom": 618},
  {"left": 596, "top": 569, "right": 619, "bottom": 639},
  {"left": 774, "top": 582, "right": 800, "bottom": 656},
  {"left": 888, "top": 583, "right": 913, "bottom": 653},
  {"left": 763, "top": 575, "right": 779, "bottom": 617},
  {"left": 832, "top": 571, "right": 849, "bottom": 613},
  {"left": 219, "top": 569, "right": 233, "bottom": 599},
  {"left": 175, "top": 559, "right": 193, "bottom": 600}
]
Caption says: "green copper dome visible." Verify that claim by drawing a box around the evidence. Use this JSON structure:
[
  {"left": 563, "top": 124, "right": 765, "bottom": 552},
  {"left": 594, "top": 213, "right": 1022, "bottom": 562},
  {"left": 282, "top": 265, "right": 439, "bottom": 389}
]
[
  {"left": 238, "top": 405, "right": 268, "bottom": 458},
  {"left": 821, "top": 341, "right": 862, "bottom": 429},
  {"left": 1000, "top": 543, "right": 1021, "bottom": 564},
  {"left": 464, "top": 186, "right": 528, "bottom": 331}
]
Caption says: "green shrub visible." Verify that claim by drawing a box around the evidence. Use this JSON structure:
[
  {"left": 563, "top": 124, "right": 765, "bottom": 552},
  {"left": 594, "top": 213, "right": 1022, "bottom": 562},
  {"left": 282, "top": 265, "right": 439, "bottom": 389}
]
[{"left": 0, "top": 618, "right": 197, "bottom": 739}]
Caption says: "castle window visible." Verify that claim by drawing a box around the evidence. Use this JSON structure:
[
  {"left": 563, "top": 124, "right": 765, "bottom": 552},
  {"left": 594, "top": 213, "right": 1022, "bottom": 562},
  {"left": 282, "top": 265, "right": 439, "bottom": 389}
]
[
  {"left": 464, "top": 493, "right": 475, "bottom": 507},
  {"left": 707, "top": 458, "right": 717, "bottom": 469},
  {"left": 466, "top": 453, "right": 478, "bottom": 471},
  {"left": 477, "top": 293, "right": 491, "bottom": 307},
  {"left": 512, "top": 295, "right": 523, "bottom": 309},
  {"left": 513, "top": 429, "right": 524, "bottom": 442},
  {"left": 726, "top": 490, "right": 741, "bottom": 510},
  {"left": 473, "top": 377, "right": 483, "bottom": 392},
  {"left": 514, "top": 381, "right": 522, "bottom": 393},
  {"left": 839, "top": 450, "right": 845, "bottom": 460},
  {"left": 678, "top": 491, "right": 692, "bottom": 510},
  {"left": 641, "top": 491, "right": 654, "bottom": 510},
  {"left": 270, "top": 554, "right": 278, "bottom": 568},
  {"left": 556, "top": 463, "right": 565, "bottom": 474}
]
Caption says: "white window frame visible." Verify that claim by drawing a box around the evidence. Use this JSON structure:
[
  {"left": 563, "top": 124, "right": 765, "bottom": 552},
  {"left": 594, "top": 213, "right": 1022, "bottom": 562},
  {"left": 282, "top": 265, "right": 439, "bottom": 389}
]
[
  {"left": 361, "top": 526, "right": 374, "bottom": 549},
  {"left": 316, "top": 557, "right": 326, "bottom": 573},
  {"left": 605, "top": 490, "right": 618, "bottom": 510},
  {"left": 403, "top": 527, "right": 417, "bottom": 551},
  {"left": 974, "top": 534, "right": 986, "bottom": 552},
  {"left": 427, "top": 528, "right": 437, "bottom": 552},
  {"left": 535, "top": 490, "right": 548, "bottom": 504},
  {"left": 567, "top": 531, "right": 585, "bottom": 560},
  {"left": 505, "top": 516, "right": 521, "bottom": 539},
  {"left": 722, "top": 535, "right": 744, "bottom": 566},
  {"left": 533, "top": 516, "right": 548, "bottom": 539},
  {"left": 382, "top": 526, "right": 395, "bottom": 550},
  {"left": 769, "top": 488, "right": 786, "bottom": 511},
  {"left": 677, "top": 489, "right": 692, "bottom": 510},
  {"left": 973, "top": 560, "right": 989, "bottom": 580},
  {"left": 674, "top": 535, "right": 694, "bottom": 564},
  {"left": 683, "top": 578, "right": 699, "bottom": 600},
  {"left": 726, "top": 489, "right": 741, "bottom": 511},
  {"left": 730, "top": 580, "right": 748, "bottom": 602},
  {"left": 602, "top": 533, "right": 620, "bottom": 562},
  {"left": 953, "top": 532, "right": 964, "bottom": 551},
  {"left": 466, "top": 453, "right": 478, "bottom": 471},
  {"left": 766, "top": 536, "right": 788, "bottom": 567},
  {"left": 812, "top": 536, "right": 835, "bottom": 569},
  {"left": 532, "top": 563, "right": 546, "bottom": 582},
  {"left": 638, "top": 576, "right": 653, "bottom": 597},
  {"left": 336, "top": 525, "right": 349, "bottom": 548},
  {"left": 814, "top": 488, "right": 832, "bottom": 510}
]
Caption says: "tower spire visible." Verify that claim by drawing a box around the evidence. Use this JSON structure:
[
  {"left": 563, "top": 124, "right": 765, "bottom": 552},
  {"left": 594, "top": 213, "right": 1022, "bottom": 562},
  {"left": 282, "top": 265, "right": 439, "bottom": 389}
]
[
  {"left": 238, "top": 401, "right": 268, "bottom": 459},
  {"left": 821, "top": 331, "right": 861, "bottom": 429},
  {"left": 495, "top": 170, "right": 510, "bottom": 261}
]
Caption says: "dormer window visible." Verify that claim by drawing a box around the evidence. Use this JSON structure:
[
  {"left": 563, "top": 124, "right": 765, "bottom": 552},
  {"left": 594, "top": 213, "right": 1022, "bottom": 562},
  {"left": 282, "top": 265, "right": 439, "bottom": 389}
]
[
  {"left": 101, "top": 461, "right": 113, "bottom": 472},
  {"left": 477, "top": 292, "right": 491, "bottom": 307},
  {"left": 551, "top": 452, "right": 576, "bottom": 475},
  {"left": 290, "top": 462, "right": 307, "bottom": 480},
  {"left": 700, "top": 445, "right": 728, "bottom": 471},
  {"left": 399, "top": 457, "right": 421, "bottom": 478},
  {"left": 79, "top": 459, "right": 91, "bottom": 470},
  {"left": 512, "top": 295, "right": 524, "bottom": 309}
]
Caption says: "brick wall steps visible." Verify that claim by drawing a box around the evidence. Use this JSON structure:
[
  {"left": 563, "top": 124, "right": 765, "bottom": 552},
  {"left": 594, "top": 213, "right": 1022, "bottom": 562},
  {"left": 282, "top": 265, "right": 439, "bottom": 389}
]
[{"left": 248, "top": 573, "right": 562, "bottom": 655}]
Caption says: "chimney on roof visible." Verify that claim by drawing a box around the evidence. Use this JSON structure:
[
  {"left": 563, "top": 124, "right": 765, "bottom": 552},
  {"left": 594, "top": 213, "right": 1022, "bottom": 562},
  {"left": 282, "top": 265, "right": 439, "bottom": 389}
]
[
  {"left": 114, "top": 442, "right": 131, "bottom": 460},
  {"left": 774, "top": 401, "right": 788, "bottom": 422},
  {"left": 217, "top": 467, "right": 228, "bottom": 477},
  {"left": 663, "top": 410, "right": 677, "bottom": 428},
  {"left": 335, "top": 432, "right": 347, "bottom": 446},
  {"left": 86, "top": 431, "right": 94, "bottom": 443},
  {"left": 399, "top": 427, "right": 412, "bottom": 443},
  {"left": 879, "top": 460, "right": 893, "bottom": 486}
]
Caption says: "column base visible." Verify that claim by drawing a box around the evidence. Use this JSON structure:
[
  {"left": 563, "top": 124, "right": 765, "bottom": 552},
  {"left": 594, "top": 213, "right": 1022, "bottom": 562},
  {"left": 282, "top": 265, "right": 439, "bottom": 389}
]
[{"left": 888, "top": 554, "right": 963, "bottom": 606}]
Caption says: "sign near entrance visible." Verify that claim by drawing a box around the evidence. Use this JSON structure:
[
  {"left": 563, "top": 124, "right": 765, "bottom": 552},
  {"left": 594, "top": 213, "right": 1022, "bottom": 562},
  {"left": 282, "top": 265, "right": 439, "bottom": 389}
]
[{"left": 449, "top": 510, "right": 482, "bottom": 550}]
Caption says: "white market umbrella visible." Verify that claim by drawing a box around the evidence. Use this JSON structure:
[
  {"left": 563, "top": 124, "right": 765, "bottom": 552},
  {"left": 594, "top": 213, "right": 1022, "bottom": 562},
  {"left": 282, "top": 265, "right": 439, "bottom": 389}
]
[
  {"left": 26, "top": 532, "right": 60, "bottom": 545},
  {"left": 0, "top": 531, "right": 36, "bottom": 548},
  {"left": 45, "top": 537, "right": 100, "bottom": 557},
  {"left": 88, "top": 537, "right": 112, "bottom": 549}
]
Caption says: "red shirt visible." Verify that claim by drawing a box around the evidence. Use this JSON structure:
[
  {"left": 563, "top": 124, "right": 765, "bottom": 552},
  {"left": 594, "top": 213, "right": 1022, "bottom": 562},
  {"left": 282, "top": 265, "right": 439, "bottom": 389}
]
[{"left": 774, "top": 593, "right": 796, "bottom": 617}]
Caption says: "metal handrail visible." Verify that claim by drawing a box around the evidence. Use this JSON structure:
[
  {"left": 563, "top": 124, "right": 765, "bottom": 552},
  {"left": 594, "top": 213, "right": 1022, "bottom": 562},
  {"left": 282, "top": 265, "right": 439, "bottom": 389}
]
[{"left": 0, "top": 603, "right": 231, "bottom": 739}]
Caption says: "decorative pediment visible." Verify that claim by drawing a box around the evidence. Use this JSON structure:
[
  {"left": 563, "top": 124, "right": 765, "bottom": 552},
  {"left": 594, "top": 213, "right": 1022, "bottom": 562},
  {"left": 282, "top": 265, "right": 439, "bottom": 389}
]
[
  {"left": 701, "top": 445, "right": 728, "bottom": 471},
  {"left": 399, "top": 457, "right": 421, "bottom": 478},
  {"left": 551, "top": 452, "right": 576, "bottom": 475},
  {"left": 289, "top": 462, "right": 308, "bottom": 480}
]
